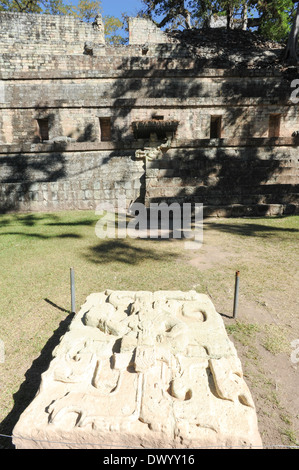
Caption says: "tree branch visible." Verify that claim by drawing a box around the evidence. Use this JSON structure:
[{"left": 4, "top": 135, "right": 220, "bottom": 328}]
[{"left": 284, "top": 1, "right": 299, "bottom": 64}]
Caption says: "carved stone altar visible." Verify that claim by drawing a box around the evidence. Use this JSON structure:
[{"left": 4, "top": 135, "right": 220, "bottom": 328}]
[{"left": 12, "top": 290, "right": 262, "bottom": 449}]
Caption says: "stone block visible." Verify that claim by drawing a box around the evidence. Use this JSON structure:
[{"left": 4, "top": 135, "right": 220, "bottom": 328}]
[{"left": 13, "top": 290, "right": 262, "bottom": 449}]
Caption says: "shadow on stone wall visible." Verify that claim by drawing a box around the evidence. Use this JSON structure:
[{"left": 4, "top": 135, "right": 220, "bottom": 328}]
[
  {"left": 0, "top": 117, "right": 109, "bottom": 214},
  {"left": 0, "top": 29, "right": 298, "bottom": 215},
  {"left": 0, "top": 109, "right": 66, "bottom": 214},
  {"left": 109, "top": 37, "right": 297, "bottom": 216},
  {"left": 145, "top": 145, "right": 298, "bottom": 216}
]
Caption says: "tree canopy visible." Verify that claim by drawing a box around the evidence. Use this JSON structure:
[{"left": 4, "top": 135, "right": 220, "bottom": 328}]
[
  {"left": 0, "top": 0, "right": 69, "bottom": 14},
  {"left": 284, "top": 1, "right": 299, "bottom": 63},
  {"left": 137, "top": 0, "right": 297, "bottom": 42},
  {"left": 1, "top": 0, "right": 299, "bottom": 58}
]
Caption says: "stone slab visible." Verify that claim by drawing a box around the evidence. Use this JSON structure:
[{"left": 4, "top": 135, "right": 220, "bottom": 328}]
[{"left": 12, "top": 290, "right": 263, "bottom": 449}]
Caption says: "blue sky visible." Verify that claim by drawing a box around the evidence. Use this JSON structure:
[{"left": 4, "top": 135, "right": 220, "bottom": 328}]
[{"left": 100, "top": 0, "right": 144, "bottom": 18}]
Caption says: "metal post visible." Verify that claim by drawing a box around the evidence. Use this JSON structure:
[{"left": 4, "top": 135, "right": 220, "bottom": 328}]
[
  {"left": 233, "top": 270, "right": 240, "bottom": 319},
  {"left": 70, "top": 267, "right": 76, "bottom": 314}
]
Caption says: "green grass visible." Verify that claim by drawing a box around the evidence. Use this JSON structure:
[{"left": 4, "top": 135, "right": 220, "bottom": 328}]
[
  {"left": 0, "top": 212, "right": 298, "bottom": 448},
  {"left": 226, "top": 322, "right": 291, "bottom": 356},
  {"left": 262, "top": 324, "right": 291, "bottom": 355},
  {"left": 281, "top": 428, "right": 299, "bottom": 446},
  {"left": 226, "top": 321, "right": 261, "bottom": 341}
]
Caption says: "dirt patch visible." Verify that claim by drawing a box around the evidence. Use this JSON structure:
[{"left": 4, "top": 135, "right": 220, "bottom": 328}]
[
  {"left": 189, "top": 242, "right": 233, "bottom": 271},
  {"left": 0, "top": 213, "right": 298, "bottom": 449},
  {"left": 182, "top": 218, "right": 299, "bottom": 448}
]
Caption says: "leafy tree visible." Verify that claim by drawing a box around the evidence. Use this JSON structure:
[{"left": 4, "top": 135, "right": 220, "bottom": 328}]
[
  {"left": 67, "top": 0, "right": 126, "bottom": 44},
  {"left": 254, "top": 0, "right": 294, "bottom": 41},
  {"left": 138, "top": 1, "right": 253, "bottom": 30},
  {"left": 104, "top": 15, "right": 126, "bottom": 45},
  {"left": 71, "top": 1, "right": 127, "bottom": 44},
  {"left": 284, "top": 1, "right": 299, "bottom": 63},
  {"left": 138, "top": 0, "right": 295, "bottom": 40},
  {"left": 0, "top": 0, "right": 71, "bottom": 13},
  {"left": 72, "top": 0, "right": 101, "bottom": 22},
  {"left": 138, "top": 0, "right": 194, "bottom": 30}
]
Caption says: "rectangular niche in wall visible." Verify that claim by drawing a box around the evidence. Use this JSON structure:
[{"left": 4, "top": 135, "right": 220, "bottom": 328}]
[
  {"left": 99, "top": 117, "right": 111, "bottom": 141},
  {"left": 37, "top": 118, "right": 49, "bottom": 141},
  {"left": 152, "top": 115, "right": 164, "bottom": 121},
  {"left": 210, "top": 116, "right": 222, "bottom": 138},
  {"left": 132, "top": 119, "right": 179, "bottom": 140},
  {"left": 268, "top": 114, "right": 281, "bottom": 138}
]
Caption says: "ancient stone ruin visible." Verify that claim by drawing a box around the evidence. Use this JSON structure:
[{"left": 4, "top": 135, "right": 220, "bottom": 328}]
[
  {"left": 0, "top": 12, "right": 298, "bottom": 216},
  {"left": 12, "top": 290, "right": 262, "bottom": 449}
]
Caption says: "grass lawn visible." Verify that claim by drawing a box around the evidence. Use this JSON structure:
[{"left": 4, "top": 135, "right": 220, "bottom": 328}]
[{"left": 0, "top": 211, "right": 298, "bottom": 448}]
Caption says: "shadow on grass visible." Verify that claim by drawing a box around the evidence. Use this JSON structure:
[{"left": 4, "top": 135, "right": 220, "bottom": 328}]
[
  {"left": 84, "top": 238, "right": 177, "bottom": 265},
  {"left": 0, "top": 213, "right": 96, "bottom": 228},
  {"left": 46, "top": 219, "right": 96, "bottom": 227},
  {"left": 44, "top": 298, "right": 71, "bottom": 313},
  {"left": 0, "top": 309, "right": 74, "bottom": 449},
  {"left": 0, "top": 213, "right": 98, "bottom": 240},
  {"left": 0, "top": 213, "right": 61, "bottom": 227},
  {"left": 204, "top": 217, "right": 299, "bottom": 238},
  {"left": 0, "top": 232, "right": 82, "bottom": 240}
]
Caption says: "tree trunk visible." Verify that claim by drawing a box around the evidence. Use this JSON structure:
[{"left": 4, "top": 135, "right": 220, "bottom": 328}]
[
  {"left": 183, "top": 10, "right": 191, "bottom": 29},
  {"left": 284, "top": 2, "right": 299, "bottom": 65},
  {"left": 226, "top": 5, "right": 234, "bottom": 29},
  {"left": 158, "top": 1, "right": 191, "bottom": 30},
  {"left": 241, "top": 3, "right": 248, "bottom": 30}
]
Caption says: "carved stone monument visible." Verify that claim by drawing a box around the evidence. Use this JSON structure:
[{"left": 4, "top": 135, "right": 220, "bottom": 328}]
[{"left": 12, "top": 290, "right": 262, "bottom": 449}]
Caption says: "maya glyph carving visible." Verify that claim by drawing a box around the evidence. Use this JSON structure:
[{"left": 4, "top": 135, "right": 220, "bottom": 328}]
[{"left": 13, "top": 290, "right": 262, "bottom": 448}]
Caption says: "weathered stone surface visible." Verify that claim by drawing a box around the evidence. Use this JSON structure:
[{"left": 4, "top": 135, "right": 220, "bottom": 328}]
[
  {"left": 12, "top": 290, "right": 262, "bottom": 449},
  {"left": 0, "top": 13, "right": 298, "bottom": 214}
]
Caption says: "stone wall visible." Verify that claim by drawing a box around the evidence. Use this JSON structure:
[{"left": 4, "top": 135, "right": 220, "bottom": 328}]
[
  {"left": 0, "top": 12, "right": 105, "bottom": 54},
  {"left": 0, "top": 13, "right": 298, "bottom": 215},
  {"left": 0, "top": 143, "right": 144, "bottom": 212},
  {"left": 145, "top": 138, "right": 299, "bottom": 216},
  {"left": 128, "top": 17, "right": 169, "bottom": 45},
  {"left": 0, "top": 65, "right": 295, "bottom": 145}
]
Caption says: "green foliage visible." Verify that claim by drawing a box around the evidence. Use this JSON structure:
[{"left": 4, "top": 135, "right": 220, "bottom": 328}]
[
  {"left": 257, "top": 0, "right": 295, "bottom": 42},
  {"left": 138, "top": 0, "right": 297, "bottom": 40},
  {"left": 138, "top": 0, "right": 196, "bottom": 29},
  {"left": 103, "top": 15, "right": 127, "bottom": 45},
  {"left": 71, "top": 1, "right": 127, "bottom": 44},
  {"left": 1, "top": 0, "right": 296, "bottom": 45},
  {"left": 138, "top": 0, "right": 251, "bottom": 29},
  {"left": 67, "top": 0, "right": 127, "bottom": 43},
  {"left": 0, "top": 0, "right": 70, "bottom": 13},
  {"left": 71, "top": 0, "right": 102, "bottom": 22}
]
